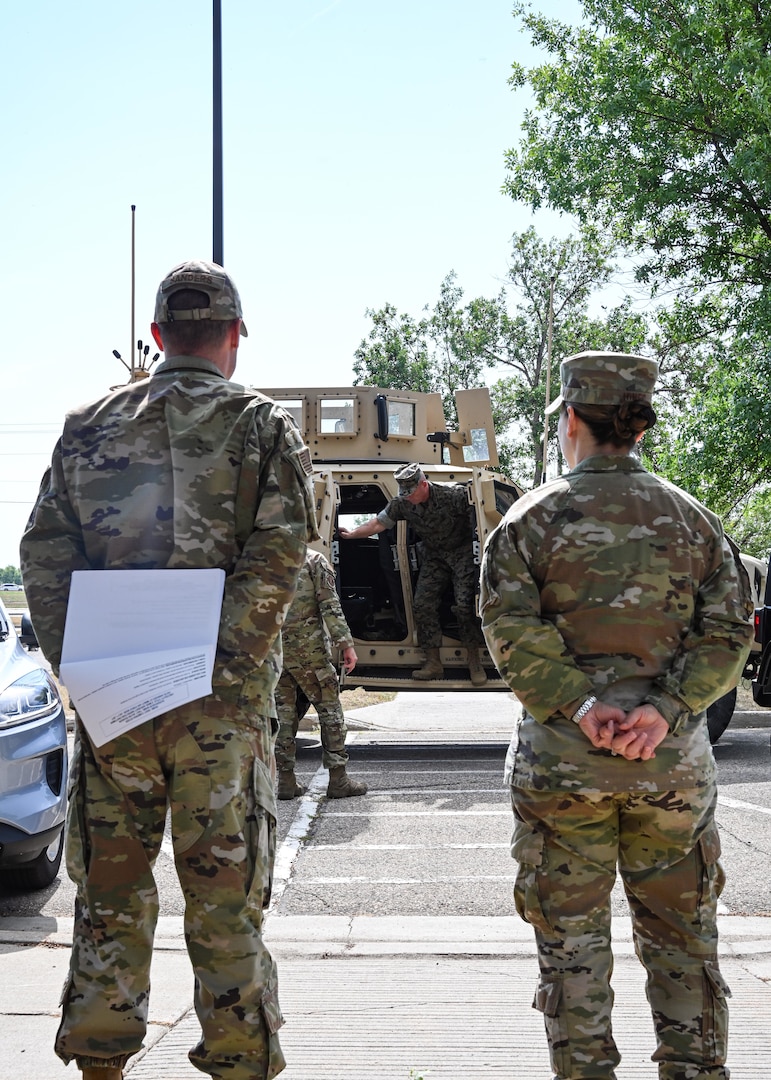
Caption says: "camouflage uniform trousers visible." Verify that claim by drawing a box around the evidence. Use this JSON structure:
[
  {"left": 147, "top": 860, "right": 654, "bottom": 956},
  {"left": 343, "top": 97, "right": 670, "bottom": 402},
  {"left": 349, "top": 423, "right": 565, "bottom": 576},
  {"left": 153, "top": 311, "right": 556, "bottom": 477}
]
[
  {"left": 56, "top": 695, "right": 285, "bottom": 1080},
  {"left": 511, "top": 783, "right": 730, "bottom": 1080},
  {"left": 274, "top": 647, "right": 349, "bottom": 772},
  {"left": 414, "top": 545, "right": 484, "bottom": 649}
]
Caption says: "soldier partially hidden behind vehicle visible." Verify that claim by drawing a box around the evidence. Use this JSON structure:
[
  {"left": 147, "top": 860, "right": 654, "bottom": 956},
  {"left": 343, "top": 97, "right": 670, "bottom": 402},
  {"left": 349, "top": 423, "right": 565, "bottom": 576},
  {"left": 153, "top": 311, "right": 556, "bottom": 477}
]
[
  {"left": 338, "top": 462, "right": 487, "bottom": 685},
  {"left": 275, "top": 549, "right": 367, "bottom": 800}
]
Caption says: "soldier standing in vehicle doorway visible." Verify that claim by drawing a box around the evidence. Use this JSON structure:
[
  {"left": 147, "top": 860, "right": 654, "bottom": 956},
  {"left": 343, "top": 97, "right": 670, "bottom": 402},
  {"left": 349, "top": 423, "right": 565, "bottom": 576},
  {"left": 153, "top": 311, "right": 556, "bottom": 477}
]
[
  {"left": 275, "top": 548, "right": 367, "bottom": 800},
  {"left": 338, "top": 462, "right": 488, "bottom": 685},
  {"left": 480, "top": 351, "right": 754, "bottom": 1080}
]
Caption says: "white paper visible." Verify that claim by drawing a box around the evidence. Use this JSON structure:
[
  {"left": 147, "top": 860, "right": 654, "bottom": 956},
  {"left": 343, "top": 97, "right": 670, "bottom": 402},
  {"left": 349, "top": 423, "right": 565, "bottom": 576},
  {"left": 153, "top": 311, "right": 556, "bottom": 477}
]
[{"left": 60, "top": 568, "right": 225, "bottom": 747}]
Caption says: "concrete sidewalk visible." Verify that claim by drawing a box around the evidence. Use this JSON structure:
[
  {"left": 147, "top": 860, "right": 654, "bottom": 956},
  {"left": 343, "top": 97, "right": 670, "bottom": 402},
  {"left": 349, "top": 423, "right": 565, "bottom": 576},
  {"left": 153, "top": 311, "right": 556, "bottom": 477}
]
[{"left": 3, "top": 913, "right": 771, "bottom": 1079}]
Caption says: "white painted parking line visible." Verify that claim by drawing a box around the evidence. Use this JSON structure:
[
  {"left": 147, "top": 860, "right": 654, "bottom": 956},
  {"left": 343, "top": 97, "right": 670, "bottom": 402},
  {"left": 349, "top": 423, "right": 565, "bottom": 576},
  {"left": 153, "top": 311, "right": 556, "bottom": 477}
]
[
  {"left": 268, "top": 765, "right": 327, "bottom": 912},
  {"left": 322, "top": 808, "right": 510, "bottom": 816},
  {"left": 295, "top": 875, "right": 515, "bottom": 885},
  {"left": 349, "top": 787, "right": 508, "bottom": 796},
  {"left": 718, "top": 794, "right": 771, "bottom": 816},
  {"left": 308, "top": 842, "right": 508, "bottom": 850}
]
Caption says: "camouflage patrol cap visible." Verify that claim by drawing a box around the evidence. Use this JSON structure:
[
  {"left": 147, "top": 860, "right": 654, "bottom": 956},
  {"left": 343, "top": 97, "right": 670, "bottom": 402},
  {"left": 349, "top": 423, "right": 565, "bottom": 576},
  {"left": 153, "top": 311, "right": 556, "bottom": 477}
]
[
  {"left": 394, "top": 462, "right": 425, "bottom": 495},
  {"left": 154, "top": 259, "right": 248, "bottom": 337},
  {"left": 545, "top": 351, "right": 658, "bottom": 415}
]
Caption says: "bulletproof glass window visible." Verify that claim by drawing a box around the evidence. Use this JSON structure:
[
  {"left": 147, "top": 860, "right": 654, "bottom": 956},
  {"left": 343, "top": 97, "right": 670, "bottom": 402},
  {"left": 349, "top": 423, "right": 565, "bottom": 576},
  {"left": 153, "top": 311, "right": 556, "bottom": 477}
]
[
  {"left": 387, "top": 400, "right": 416, "bottom": 437},
  {"left": 462, "top": 427, "right": 491, "bottom": 462},
  {"left": 320, "top": 397, "right": 356, "bottom": 434}
]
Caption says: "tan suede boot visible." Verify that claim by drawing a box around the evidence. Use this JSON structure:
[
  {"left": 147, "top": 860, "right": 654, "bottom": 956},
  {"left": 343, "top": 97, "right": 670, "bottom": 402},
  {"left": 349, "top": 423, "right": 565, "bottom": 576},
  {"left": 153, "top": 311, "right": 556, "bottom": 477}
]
[
  {"left": 327, "top": 766, "right": 368, "bottom": 798},
  {"left": 81, "top": 1068, "right": 123, "bottom": 1080},
  {"left": 277, "top": 769, "right": 307, "bottom": 800},
  {"left": 466, "top": 645, "right": 488, "bottom": 687},
  {"left": 413, "top": 648, "right": 443, "bottom": 680}
]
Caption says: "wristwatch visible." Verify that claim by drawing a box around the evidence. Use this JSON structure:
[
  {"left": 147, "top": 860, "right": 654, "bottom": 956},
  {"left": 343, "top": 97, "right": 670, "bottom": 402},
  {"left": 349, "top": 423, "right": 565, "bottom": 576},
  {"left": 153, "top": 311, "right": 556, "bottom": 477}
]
[{"left": 571, "top": 695, "right": 597, "bottom": 724}]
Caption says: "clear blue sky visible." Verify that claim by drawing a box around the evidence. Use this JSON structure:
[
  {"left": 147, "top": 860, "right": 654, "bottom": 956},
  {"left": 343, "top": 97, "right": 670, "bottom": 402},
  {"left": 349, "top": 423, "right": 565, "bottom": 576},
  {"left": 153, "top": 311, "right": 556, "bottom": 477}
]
[{"left": 0, "top": 0, "right": 579, "bottom": 568}]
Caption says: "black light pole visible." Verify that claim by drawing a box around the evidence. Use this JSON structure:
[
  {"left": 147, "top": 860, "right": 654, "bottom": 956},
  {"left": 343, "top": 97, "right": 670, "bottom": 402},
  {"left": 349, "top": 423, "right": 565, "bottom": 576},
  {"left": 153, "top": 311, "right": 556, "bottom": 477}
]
[{"left": 213, "top": 0, "right": 224, "bottom": 265}]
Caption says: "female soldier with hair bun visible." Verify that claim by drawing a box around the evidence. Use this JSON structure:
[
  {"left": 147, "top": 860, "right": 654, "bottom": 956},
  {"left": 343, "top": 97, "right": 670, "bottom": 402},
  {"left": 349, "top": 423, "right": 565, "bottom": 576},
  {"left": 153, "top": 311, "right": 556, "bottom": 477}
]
[{"left": 480, "top": 352, "right": 754, "bottom": 1080}]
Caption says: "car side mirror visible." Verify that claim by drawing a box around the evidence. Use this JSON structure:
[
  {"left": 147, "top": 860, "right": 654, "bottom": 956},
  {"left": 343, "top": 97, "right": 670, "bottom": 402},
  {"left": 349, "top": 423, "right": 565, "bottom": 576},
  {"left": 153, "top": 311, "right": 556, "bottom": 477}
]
[{"left": 20, "top": 612, "right": 40, "bottom": 651}]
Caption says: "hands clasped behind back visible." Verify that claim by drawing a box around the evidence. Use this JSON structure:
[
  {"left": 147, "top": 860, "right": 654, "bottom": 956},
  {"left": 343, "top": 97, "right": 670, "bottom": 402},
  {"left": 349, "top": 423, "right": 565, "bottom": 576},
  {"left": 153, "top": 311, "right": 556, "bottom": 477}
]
[{"left": 578, "top": 700, "right": 670, "bottom": 761}]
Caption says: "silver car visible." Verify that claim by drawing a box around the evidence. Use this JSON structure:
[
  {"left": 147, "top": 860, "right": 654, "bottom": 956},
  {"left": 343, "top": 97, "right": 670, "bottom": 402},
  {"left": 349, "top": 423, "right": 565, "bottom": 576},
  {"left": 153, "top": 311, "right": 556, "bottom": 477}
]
[{"left": 0, "top": 598, "right": 67, "bottom": 890}]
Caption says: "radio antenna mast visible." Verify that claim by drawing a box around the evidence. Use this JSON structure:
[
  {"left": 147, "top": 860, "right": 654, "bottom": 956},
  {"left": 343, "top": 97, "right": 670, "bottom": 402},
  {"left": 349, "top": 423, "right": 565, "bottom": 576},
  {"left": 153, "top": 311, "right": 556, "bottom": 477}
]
[{"left": 213, "top": 0, "right": 224, "bottom": 264}]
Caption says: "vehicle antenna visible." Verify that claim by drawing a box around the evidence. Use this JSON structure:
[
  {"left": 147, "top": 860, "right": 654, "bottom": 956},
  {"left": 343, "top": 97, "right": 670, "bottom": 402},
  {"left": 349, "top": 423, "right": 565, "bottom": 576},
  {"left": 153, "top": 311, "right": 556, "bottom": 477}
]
[
  {"left": 112, "top": 348, "right": 130, "bottom": 373},
  {"left": 130, "top": 204, "right": 136, "bottom": 378}
]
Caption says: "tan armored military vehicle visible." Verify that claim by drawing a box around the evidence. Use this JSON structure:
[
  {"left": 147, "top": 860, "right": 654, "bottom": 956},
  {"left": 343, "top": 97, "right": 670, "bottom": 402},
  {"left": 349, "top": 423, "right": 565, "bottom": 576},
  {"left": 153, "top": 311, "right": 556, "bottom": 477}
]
[
  {"left": 260, "top": 382, "right": 766, "bottom": 740},
  {"left": 260, "top": 384, "right": 523, "bottom": 692}
]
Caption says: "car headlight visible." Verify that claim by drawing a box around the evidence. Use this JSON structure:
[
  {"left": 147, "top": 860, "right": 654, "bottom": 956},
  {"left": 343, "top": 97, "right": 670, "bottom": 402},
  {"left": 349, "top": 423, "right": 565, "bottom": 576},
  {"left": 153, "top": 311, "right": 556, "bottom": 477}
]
[{"left": 0, "top": 668, "right": 61, "bottom": 729}]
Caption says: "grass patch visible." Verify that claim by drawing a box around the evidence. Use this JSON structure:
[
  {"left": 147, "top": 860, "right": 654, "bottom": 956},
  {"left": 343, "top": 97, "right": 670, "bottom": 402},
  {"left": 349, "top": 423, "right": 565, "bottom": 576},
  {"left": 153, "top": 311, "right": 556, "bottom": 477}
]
[
  {"left": 340, "top": 686, "right": 397, "bottom": 710},
  {"left": 0, "top": 589, "right": 27, "bottom": 609}
]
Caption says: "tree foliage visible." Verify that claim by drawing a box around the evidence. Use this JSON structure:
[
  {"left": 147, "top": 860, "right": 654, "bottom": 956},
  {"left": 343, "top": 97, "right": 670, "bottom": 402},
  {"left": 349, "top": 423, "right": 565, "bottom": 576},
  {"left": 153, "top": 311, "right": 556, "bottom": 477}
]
[
  {"left": 504, "top": 1, "right": 771, "bottom": 549},
  {"left": 353, "top": 274, "right": 488, "bottom": 427},
  {"left": 487, "top": 228, "right": 649, "bottom": 483},
  {"left": 651, "top": 331, "right": 771, "bottom": 554},
  {"left": 505, "top": 0, "right": 771, "bottom": 311},
  {"left": 354, "top": 230, "right": 649, "bottom": 486}
]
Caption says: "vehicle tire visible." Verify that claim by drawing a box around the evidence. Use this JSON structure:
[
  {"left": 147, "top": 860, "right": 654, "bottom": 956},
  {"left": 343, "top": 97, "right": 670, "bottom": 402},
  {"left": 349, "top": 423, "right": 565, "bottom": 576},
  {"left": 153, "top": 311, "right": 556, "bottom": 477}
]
[
  {"left": 3, "top": 827, "right": 64, "bottom": 891},
  {"left": 707, "top": 688, "right": 737, "bottom": 745}
]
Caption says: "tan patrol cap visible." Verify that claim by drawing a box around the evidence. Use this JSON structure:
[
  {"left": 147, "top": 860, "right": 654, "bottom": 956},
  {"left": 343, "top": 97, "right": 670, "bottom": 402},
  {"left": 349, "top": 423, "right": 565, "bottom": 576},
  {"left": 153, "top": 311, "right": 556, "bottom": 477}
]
[
  {"left": 154, "top": 259, "right": 248, "bottom": 337},
  {"left": 545, "top": 351, "right": 658, "bottom": 415}
]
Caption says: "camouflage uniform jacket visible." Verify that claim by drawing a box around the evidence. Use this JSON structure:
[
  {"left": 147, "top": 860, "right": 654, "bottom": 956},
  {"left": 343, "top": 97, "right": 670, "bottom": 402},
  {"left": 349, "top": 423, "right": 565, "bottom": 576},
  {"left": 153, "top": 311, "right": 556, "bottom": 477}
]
[
  {"left": 480, "top": 453, "right": 753, "bottom": 793},
  {"left": 377, "top": 482, "right": 474, "bottom": 555},
  {"left": 282, "top": 549, "right": 353, "bottom": 659},
  {"left": 20, "top": 355, "right": 318, "bottom": 715}
]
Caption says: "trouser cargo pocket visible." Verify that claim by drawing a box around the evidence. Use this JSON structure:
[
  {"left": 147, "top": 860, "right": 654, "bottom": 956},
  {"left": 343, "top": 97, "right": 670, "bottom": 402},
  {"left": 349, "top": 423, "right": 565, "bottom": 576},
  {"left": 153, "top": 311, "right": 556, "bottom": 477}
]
[
  {"left": 533, "top": 975, "right": 570, "bottom": 1078},
  {"left": 511, "top": 821, "right": 551, "bottom": 934},
  {"left": 703, "top": 959, "right": 731, "bottom": 1063}
]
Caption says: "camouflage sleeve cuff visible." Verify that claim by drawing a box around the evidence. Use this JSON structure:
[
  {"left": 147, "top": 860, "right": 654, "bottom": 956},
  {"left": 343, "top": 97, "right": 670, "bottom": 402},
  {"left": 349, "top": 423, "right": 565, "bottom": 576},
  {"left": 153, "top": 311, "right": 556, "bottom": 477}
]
[
  {"left": 560, "top": 695, "right": 589, "bottom": 722},
  {"left": 643, "top": 687, "right": 691, "bottom": 733}
]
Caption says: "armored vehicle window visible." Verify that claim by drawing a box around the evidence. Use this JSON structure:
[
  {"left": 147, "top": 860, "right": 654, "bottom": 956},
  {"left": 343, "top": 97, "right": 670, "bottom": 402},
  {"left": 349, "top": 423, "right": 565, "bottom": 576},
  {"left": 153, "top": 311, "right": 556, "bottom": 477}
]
[
  {"left": 320, "top": 397, "right": 356, "bottom": 434},
  {"left": 275, "top": 398, "right": 303, "bottom": 428},
  {"left": 493, "top": 480, "right": 522, "bottom": 515},
  {"left": 463, "top": 427, "right": 491, "bottom": 463},
  {"left": 387, "top": 400, "right": 416, "bottom": 437}
]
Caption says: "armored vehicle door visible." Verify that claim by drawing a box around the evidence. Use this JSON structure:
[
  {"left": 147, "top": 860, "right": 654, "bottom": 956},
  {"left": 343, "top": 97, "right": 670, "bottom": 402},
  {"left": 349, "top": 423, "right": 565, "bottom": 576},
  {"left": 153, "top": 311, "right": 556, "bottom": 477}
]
[
  {"left": 445, "top": 388, "right": 499, "bottom": 468},
  {"left": 310, "top": 467, "right": 339, "bottom": 560}
]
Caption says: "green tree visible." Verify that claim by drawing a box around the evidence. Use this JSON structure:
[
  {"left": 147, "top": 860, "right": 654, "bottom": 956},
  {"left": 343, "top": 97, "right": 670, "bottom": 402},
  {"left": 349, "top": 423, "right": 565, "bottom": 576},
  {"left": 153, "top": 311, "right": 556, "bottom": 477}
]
[
  {"left": 483, "top": 228, "right": 649, "bottom": 484},
  {"left": 352, "top": 302, "right": 435, "bottom": 397},
  {"left": 503, "top": 1, "right": 771, "bottom": 543},
  {"left": 354, "top": 230, "right": 650, "bottom": 486},
  {"left": 0, "top": 565, "right": 22, "bottom": 585},
  {"left": 353, "top": 274, "right": 487, "bottom": 426},
  {"left": 505, "top": 0, "right": 771, "bottom": 311},
  {"left": 652, "top": 331, "right": 771, "bottom": 554}
]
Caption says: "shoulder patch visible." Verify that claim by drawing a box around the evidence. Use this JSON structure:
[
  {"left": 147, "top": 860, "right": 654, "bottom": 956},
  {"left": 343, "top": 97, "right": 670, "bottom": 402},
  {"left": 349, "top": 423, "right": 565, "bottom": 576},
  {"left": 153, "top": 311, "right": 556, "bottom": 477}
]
[{"left": 298, "top": 447, "right": 313, "bottom": 476}]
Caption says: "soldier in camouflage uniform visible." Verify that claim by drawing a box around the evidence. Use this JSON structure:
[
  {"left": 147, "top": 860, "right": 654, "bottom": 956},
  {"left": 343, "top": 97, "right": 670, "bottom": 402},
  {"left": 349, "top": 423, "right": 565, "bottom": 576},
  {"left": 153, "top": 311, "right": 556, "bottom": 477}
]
[
  {"left": 480, "top": 352, "right": 753, "bottom": 1080},
  {"left": 20, "top": 261, "right": 317, "bottom": 1080},
  {"left": 274, "top": 549, "right": 367, "bottom": 800},
  {"left": 338, "top": 462, "right": 487, "bottom": 684}
]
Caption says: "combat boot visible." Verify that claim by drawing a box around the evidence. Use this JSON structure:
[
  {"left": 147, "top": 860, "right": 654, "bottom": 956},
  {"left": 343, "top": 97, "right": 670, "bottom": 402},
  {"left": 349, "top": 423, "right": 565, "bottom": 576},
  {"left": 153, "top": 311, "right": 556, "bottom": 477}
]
[
  {"left": 81, "top": 1068, "right": 123, "bottom": 1080},
  {"left": 466, "top": 645, "right": 488, "bottom": 687},
  {"left": 327, "top": 766, "right": 368, "bottom": 798},
  {"left": 277, "top": 769, "right": 307, "bottom": 800},
  {"left": 413, "top": 648, "right": 443, "bottom": 680}
]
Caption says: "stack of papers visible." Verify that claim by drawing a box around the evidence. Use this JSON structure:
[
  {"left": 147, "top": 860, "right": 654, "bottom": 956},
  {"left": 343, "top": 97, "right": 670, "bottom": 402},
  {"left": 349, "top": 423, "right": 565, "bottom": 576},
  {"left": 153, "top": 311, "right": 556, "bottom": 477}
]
[{"left": 60, "top": 568, "right": 225, "bottom": 747}]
